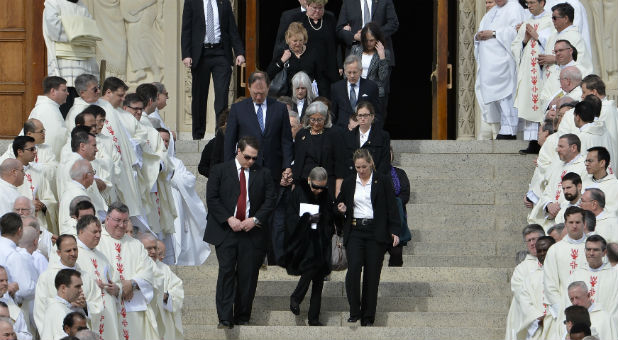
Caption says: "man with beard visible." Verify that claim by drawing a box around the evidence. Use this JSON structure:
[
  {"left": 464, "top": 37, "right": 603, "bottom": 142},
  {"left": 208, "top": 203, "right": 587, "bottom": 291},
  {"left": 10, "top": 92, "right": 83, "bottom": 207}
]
[{"left": 554, "top": 172, "right": 582, "bottom": 225}]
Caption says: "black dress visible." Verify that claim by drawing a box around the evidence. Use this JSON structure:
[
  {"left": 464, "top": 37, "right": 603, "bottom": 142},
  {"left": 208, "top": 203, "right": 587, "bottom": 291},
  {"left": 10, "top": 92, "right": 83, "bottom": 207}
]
[
  {"left": 292, "top": 128, "right": 339, "bottom": 199},
  {"left": 266, "top": 46, "right": 324, "bottom": 98}
]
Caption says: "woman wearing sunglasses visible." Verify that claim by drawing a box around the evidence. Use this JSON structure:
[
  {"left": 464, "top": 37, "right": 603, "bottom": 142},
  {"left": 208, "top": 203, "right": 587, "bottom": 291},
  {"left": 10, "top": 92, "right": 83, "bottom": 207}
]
[{"left": 283, "top": 166, "right": 335, "bottom": 326}]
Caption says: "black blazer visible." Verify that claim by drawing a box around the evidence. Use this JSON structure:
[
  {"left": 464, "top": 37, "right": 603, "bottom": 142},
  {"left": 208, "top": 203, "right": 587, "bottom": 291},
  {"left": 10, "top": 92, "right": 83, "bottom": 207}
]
[
  {"left": 198, "top": 128, "right": 225, "bottom": 177},
  {"left": 330, "top": 78, "right": 381, "bottom": 129},
  {"left": 292, "top": 128, "right": 337, "bottom": 184},
  {"left": 266, "top": 46, "right": 324, "bottom": 98},
  {"left": 337, "top": 125, "right": 391, "bottom": 179},
  {"left": 273, "top": 7, "right": 304, "bottom": 58},
  {"left": 224, "top": 97, "right": 294, "bottom": 182},
  {"left": 204, "top": 160, "right": 277, "bottom": 248},
  {"left": 335, "top": 0, "right": 399, "bottom": 65},
  {"left": 336, "top": 171, "right": 400, "bottom": 246},
  {"left": 181, "top": 0, "right": 245, "bottom": 67}
]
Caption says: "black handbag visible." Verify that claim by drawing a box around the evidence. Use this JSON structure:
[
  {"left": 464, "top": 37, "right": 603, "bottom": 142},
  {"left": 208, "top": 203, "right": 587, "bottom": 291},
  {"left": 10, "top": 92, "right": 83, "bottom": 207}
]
[{"left": 268, "top": 61, "right": 289, "bottom": 97}]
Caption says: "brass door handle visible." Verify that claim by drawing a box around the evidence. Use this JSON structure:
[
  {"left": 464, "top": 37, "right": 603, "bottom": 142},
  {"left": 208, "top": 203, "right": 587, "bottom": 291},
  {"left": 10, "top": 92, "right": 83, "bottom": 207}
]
[
  {"left": 240, "top": 63, "right": 247, "bottom": 88},
  {"left": 447, "top": 64, "right": 453, "bottom": 89},
  {"left": 430, "top": 68, "right": 437, "bottom": 82}
]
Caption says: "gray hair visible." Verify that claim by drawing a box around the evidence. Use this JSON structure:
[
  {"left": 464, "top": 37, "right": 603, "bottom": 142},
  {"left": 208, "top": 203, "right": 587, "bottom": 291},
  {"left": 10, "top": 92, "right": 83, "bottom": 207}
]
[
  {"left": 75, "top": 329, "right": 99, "bottom": 340},
  {"left": 152, "top": 82, "right": 166, "bottom": 94},
  {"left": 291, "top": 71, "right": 316, "bottom": 103},
  {"left": 522, "top": 224, "right": 545, "bottom": 239},
  {"left": 548, "top": 223, "right": 565, "bottom": 235},
  {"left": 568, "top": 280, "right": 589, "bottom": 292},
  {"left": 70, "top": 159, "right": 91, "bottom": 180},
  {"left": 107, "top": 201, "right": 130, "bottom": 215},
  {"left": 138, "top": 232, "right": 157, "bottom": 242},
  {"left": 18, "top": 226, "right": 38, "bottom": 248},
  {"left": 69, "top": 196, "right": 92, "bottom": 217},
  {"left": 585, "top": 187, "right": 606, "bottom": 209},
  {"left": 542, "top": 119, "right": 555, "bottom": 134},
  {"left": 561, "top": 66, "right": 582, "bottom": 83},
  {"left": 74, "top": 74, "right": 98, "bottom": 94},
  {"left": 302, "top": 101, "right": 332, "bottom": 128},
  {"left": 0, "top": 316, "right": 13, "bottom": 327},
  {"left": 13, "top": 196, "right": 35, "bottom": 216},
  {"left": 308, "top": 166, "right": 328, "bottom": 182},
  {"left": 343, "top": 55, "right": 361, "bottom": 69}
]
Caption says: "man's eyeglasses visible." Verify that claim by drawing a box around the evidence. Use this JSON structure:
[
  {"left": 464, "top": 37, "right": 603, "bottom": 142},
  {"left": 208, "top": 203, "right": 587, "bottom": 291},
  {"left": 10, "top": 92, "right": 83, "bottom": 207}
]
[
  {"left": 23, "top": 147, "right": 36, "bottom": 152},
  {"left": 552, "top": 15, "right": 564, "bottom": 21},
  {"left": 242, "top": 153, "right": 258, "bottom": 161},
  {"left": 34, "top": 129, "right": 45, "bottom": 134},
  {"left": 127, "top": 106, "right": 143, "bottom": 112},
  {"left": 553, "top": 47, "right": 571, "bottom": 54},
  {"left": 109, "top": 217, "right": 129, "bottom": 225},
  {"left": 90, "top": 86, "right": 100, "bottom": 93}
]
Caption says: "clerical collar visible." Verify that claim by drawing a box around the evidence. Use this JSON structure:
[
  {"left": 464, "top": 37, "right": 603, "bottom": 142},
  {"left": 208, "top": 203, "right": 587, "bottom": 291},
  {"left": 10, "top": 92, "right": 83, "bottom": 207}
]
[
  {"left": 588, "top": 262, "right": 607, "bottom": 272},
  {"left": 55, "top": 296, "right": 72, "bottom": 309},
  {"left": 569, "top": 198, "right": 581, "bottom": 206},
  {"left": 76, "top": 237, "right": 94, "bottom": 251},
  {"left": 588, "top": 302, "right": 600, "bottom": 313},
  {"left": 566, "top": 153, "right": 583, "bottom": 165},
  {"left": 71, "top": 180, "right": 86, "bottom": 190},
  {"left": 532, "top": 10, "right": 546, "bottom": 20},
  {"left": 579, "top": 122, "right": 594, "bottom": 132},
  {"left": 592, "top": 173, "right": 610, "bottom": 182},
  {"left": 0, "top": 178, "right": 18, "bottom": 189},
  {"left": 60, "top": 262, "right": 77, "bottom": 270},
  {"left": 559, "top": 60, "right": 576, "bottom": 70},
  {"left": 596, "top": 210, "right": 608, "bottom": 220},
  {"left": 565, "top": 234, "right": 586, "bottom": 244},
  {"left": 558, "top": 25, "right": 574, "bottom": 35}
]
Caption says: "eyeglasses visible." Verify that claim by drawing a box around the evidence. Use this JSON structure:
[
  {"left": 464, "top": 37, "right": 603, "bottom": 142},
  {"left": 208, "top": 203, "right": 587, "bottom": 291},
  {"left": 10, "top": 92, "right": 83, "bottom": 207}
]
[
  {"left": 553, "top": 47, "right": 571, "bottom": 54},
  {"left": 356, "top": 113, "right": 373, "bottom": 119},
  {"left": 242, "top": 153, "right": 258, "bottom": 161},
  {"left": 552, "top": 15, "right": 564, "bottom": 20},
  {"left": 584, "top": 159, "right": 597, "bottom": 164},
  {"left": 127, "top": 106, "right": 143, "bottom": 112},
  {"left": 90, "top": 86, "right": 100, "bottom": 93},
  {"left": 14, "top": 208, "right": 31, "bottom": 213},
  {"left": 88, "top": 169, "right": 97, "bottom": 176},
  {"left": 23, "top": 147, "right": 36, "bottom": 152},
  {"left": 525, "top": 0, "right": 538, "bottom": 4},
  {"left": 109, "top": 217, "right": 129, "bottom": 225},
  {"left": 309, "top": 5, "right": 324, "bottom": 11},
  {"left": 309, "top": 117, "right": 325, "bottom": 123},
  {"left": 34, "top": 129, "right": 45, "bottom": 134},
  {"left": 310, "top": 182, "right": 328, "bottom": 190}
]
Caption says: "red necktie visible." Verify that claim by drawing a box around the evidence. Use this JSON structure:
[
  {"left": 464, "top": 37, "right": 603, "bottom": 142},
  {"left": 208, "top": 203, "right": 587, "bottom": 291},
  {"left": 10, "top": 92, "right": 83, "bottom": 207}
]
[{"left": 235, "top": 168, "right": 246, "bottom": 221}]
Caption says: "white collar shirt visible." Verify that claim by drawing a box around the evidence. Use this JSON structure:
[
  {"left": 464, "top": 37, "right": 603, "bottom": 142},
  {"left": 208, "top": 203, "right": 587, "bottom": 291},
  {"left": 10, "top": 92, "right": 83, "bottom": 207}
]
[
  {"left": 353, "top": 172, "right": 374, "bottom": 219},
  {"left": 359, "top": 127, "right": 371, "bottom": 147},
  {"left": 296, "top": 99, "right": 304, "bottom": 115}
]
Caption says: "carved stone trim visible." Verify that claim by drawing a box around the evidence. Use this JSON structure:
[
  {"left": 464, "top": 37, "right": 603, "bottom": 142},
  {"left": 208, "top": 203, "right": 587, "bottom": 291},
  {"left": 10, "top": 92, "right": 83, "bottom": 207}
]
[{"left": 456, "top": 0, "right": 477, "bottom": 140}]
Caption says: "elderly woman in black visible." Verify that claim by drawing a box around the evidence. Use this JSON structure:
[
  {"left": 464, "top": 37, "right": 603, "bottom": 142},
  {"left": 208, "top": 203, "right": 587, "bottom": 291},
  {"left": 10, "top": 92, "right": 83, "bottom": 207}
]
[
  {"left": 284, "top": 166, "right": 334, "bottom": 326},
  {"left": 293, "top": 101, "right": 339, "bottom": 199},
  {"left": 291, "top": 71, "right": 316, "bottom": 118},
  {"left": 336, "top": 101, "right": 390, "bottom": 196},
  {"left": 336, "top": 149, "right": 400, "bottom": 326}
]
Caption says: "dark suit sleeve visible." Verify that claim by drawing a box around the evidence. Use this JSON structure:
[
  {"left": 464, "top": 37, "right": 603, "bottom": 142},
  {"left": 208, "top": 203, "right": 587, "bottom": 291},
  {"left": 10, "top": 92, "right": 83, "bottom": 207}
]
[
  {"left": 225, "top": 1, "right": 245, "bottom": 57},
  {"left": 396, "top": 168, "right": 410, "bottom": 205},
  {"left": 381, "top": 0, "right": 399, "bottom": 38},
  {"left": 266, "top": 48, "right": 286, "bottom": 80},
  {"left": 376, "top": 131, "right": 391, "bottom": 175},
  {"left": 330, "top": 83, "right": 340, "bottom": 124},
  {"left": 383, "top": 176, "right": 401, "bottom": 236},
  {"left": 280, "top": 105, "right": 294, "bottom": 170},
  {"left": 181, "top": 0, "right": 193, "bottom": 59},
  {"left": 335, "top": 0, "right": 356, "bottom": 46},
  {"left": 206, "top": 164, "right": 234, "bottom": 225},
  {"left": 254, "top": 168, "right": 277, "bottom": 223},
  {"left": 224, "top": 105, "right": 239, "bottom": 161},
  {"left": 198, "top": 137, "right": 215, "bottom": 177}
]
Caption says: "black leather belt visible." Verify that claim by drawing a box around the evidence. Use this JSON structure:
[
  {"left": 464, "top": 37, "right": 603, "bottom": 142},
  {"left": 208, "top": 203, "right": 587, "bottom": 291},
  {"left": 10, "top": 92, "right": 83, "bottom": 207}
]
[
  {"left": 352, "top": 218, "right": 373, "bottom": 226},
  {"left": 203, "top": 42, "right": 222, "bottom": 49}
]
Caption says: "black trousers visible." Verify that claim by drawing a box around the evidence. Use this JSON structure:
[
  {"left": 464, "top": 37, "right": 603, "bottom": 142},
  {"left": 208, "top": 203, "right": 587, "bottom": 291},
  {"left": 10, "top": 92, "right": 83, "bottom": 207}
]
[
  {"left": 291, "top": 267, "right": 325, "bottom": 322},
  {"left": 345, "top": 229, "right": 387, "bottom": 323},
  {"left": 191, "top": 47, "right": 232, "bottom": 139},
  {"left": 214, "top": 232, "right": 265, "bottom": 323}
]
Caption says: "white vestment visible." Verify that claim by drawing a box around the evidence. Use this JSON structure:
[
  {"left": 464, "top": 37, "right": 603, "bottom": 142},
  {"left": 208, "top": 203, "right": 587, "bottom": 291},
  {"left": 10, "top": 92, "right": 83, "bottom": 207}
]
[
  {"left": 75, "top": 238, "right": 122, "bottom": 340},
  {"left": 57, "top": 153, "right": 107, "bottom": 218},
  {"left": 570, "top": 262, "right": 618, "bottom": 321},
  {"left": 593, "top": 210, "right": 618, "bottom": 243},
  {"left": 577, "top": 121, "right": 617, "bottom": 172},
  {"left": 599, "top": 98, "right": 618, "bottom": 167},
  {"left": 544, "top": 0, "right": 592, "bottom": 58},
  {"left": 97, "top": 228, "right": 159, "bottom": 339},
  {"left": 65, "top": 97, "right": 100, "bottom": 133},
  {"left": 19, "top": 163, "right": 59, "bottom": 235},
  {"left": 512, "top": 10, "right": 555, "bottom": 123},
  {"left": 539, "top": 60, "right": 587, "bottom": 118},
  {"left": 587, "top": 304, "right": 616, "bottom": 340},
  {"left": 170, "top": 156, "right": 210, "bottom": 265},
  {"left": 153, "top": 261, "right": 184, "bottom": 340},
  {"left": 582, "top": 173, "right": 618, "bottom": 217},
  {"left": 0, "top": 238, "right": 37, "bottom": 307},
  {"left": 0, "top": 294, "right": 32, "bottom": 340},
  {"left": 0, "top": 144, "right": 56, "bottom": 168},
  {"left": 58, "top": 180, "right": 104, "bottom": 235},
  {"left": 528, "top": 133, "right": 560, "bottom": 201},
  {"left": 91, "top": 134, "right": 121, "bottom": 206},
  {"left": 545, "top": 25, "right": 594, "bottom": 78},
  {"left": 39, "top": 297, "right": 71, "bottom": 340},
  {"left": 27, "top": 96, "right": 67, "bottom": 160},
  {"left": 32, "top": 250, "right": 49, "bottom": 275},
  {"left": 553, "top": 199, "right": 579, "bottom": 225},
  {"left": 505, "top": 254, "right": 540, "bottom": 340},
  {"left": 516, "top": 264, "right": 546, "bottom": 340},
  {"left": 0, "top": 178, "right": 21, "bottom": 217}
]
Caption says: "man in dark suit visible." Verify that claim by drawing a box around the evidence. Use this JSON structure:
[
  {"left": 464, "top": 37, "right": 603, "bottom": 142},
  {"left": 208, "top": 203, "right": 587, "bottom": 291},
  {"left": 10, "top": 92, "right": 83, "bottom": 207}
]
[
  {"left": 272, "top": 0, "right": 307, "bottom": 58},
  {"left": 224, "top": 71, "right": 294, "bottom": 184},
  {"left": 204, "top": 136, "right": 277, "bottom": 328},
  {"left": 181, "top": 0, "right": 246, "bottom": 140},
  {"left": 336, "top": 0, "right": 399, "bottom": 66},
  {"left": 331, "top": 55, "right": 381, "bottom": 129}
]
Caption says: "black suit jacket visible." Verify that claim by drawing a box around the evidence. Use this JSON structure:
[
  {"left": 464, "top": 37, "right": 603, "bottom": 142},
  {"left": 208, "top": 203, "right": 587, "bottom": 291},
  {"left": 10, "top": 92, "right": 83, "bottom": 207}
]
[
  {"left": 204, "top": 160, "right": 277, "bottom": 248},
  {"left": 330, "top": 78, "right": 381, "bottom": 128},
  {"left": 224, "top": 97, "right": 294, "bottom": 182},
  {"left": 292, "top": 127, "right": 337, "bottom": 183},
  {"left": 336, "top": 171, "right": 400, "bottom": 246},
  {"left": 273, "top": 7, "right": 304, "bottom": 58},
  {"left": 335, "top": 0, "right": 399, "bottom": 65},
  {"left": 337, "top": 125, "right": 391, "bottom": 179},
  {"left": 181, "top": 0, "right": 245, "bottom": 67}
]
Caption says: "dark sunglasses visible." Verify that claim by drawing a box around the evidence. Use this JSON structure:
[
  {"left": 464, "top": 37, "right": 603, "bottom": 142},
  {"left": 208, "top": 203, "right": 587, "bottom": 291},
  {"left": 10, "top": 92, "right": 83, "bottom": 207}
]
[
  {"left": 310, "top": 182, "right": 328, "bottom": 190},
  {"left": 242, "top": 153, "right": 258, "bottom": 161}
]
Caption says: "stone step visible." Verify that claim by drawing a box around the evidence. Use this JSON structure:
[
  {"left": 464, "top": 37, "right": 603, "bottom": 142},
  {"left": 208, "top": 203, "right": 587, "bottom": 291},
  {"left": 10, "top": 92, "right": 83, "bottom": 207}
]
[
  {"left": 182, "top": 325, "right": 505, "bottom": 340},
  {"left": 181, "top": 311, "right": 506, "bottom": 328},
  {"left": 182, "top": 295, "right": 510, "bottom": 314},
  {"left": 180, "top": 279, "right": 510, "bottom": 297},
  {"left": 173, "top": 266, "right": 512, "bottom": 284}
]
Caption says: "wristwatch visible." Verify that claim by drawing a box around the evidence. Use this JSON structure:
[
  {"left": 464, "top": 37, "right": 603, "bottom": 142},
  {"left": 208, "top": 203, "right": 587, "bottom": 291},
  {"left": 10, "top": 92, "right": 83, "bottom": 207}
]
[
  {"left": 253, "top": 217, "right": 260, "bottom": 226},
  {"left": 492, "top": 31, "right": 496, "bottom": 39},
  {"left": 131, "top": 280, "right": 139, "bottom": 291}
]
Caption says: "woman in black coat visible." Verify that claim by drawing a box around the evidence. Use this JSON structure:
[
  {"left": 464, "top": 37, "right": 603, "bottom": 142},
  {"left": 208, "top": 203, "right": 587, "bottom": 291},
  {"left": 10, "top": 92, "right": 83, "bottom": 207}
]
[
  {"left": 336, "top": 148, "right": 400, "bottom": 326},
  {"left": 284, "top": 166, "right": 334, "bottom": 326}
]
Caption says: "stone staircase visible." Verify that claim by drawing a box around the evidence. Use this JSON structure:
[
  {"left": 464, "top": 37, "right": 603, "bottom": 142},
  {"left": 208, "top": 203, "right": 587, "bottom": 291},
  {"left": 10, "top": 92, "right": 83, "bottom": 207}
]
[{"left": 170, "top": 139, "right": 536, "bottom": 340}]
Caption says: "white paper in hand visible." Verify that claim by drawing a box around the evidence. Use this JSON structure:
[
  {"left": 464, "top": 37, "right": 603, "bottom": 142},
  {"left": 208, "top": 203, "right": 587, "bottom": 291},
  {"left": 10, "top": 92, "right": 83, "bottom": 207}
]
[{"left": 299, "top": 203, "right": 319, "bottom": 229}]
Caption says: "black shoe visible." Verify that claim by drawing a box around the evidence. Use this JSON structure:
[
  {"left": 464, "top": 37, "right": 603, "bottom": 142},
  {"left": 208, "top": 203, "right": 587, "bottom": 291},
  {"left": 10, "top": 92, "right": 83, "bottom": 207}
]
[
  {"left": 361, "top": 320, "right": 374, "bottom": 327},
  {"left": 290, "top": 298, "right": 300, "bottom": 315},
  {"left": 308, "top": 320, "right": 324, "bottom": 326},
  {"left": 496, "top": 134, "right": 517, "bottom": 140},
  {"left": 217, "top": 321, "right": 234, "bottom": 329},
  {"left": 235, "top": 320, "right": 249, "bottom": 326},
  {"left": 519, "top": 140, "right": 541, "bottom": 154},
  {"left": 347, "top": 316, "right": 359, "bottom": 323}
]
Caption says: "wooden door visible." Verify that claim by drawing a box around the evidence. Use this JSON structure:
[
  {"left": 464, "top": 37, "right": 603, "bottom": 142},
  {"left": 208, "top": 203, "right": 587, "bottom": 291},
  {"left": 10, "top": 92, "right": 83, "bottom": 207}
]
[
  {"left": 0, "top": 0, "right": 46, "bottom": 138},
  {"left": 431, "top": 0, "right": 449, "bottom": 140}
]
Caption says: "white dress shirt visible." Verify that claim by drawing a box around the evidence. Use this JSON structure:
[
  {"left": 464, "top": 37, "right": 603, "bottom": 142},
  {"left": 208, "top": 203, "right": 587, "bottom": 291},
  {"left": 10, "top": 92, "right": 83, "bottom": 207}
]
[
  {"left": 353, "top": 172, "right": 374, "bottom": 219},
  {"left": 359, "top": 127, "right": 371, "bottom": 147},
  {"left": 296, "top": 99, "right": 305, "bottom": 115},
  {"left": 0, "top": 237, "right": 36, "bottom": 304},
  {"left": 203, "top": 0, "right": 221, "bottom": 43},
  {"left": 254, "top": 101, "right": 268, "bottom": 127},
  {"left": 233, "top": 158, "right": 250, "bottom": 219}
]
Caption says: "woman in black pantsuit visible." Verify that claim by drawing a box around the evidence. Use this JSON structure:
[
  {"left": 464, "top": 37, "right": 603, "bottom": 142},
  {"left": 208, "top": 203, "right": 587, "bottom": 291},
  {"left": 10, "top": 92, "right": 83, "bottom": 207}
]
[
  {"left": 336, "top": 149, "right": 400, "bottom": 326},
  {"left": 284, "top": 166, "right": 334, "bottom": 326}
]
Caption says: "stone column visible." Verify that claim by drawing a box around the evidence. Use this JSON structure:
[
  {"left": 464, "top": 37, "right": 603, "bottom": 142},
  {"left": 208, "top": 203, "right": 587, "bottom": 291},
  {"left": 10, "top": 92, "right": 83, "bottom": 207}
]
[{"left": 455, "top": 0, "right": 477, "bottom": 140}]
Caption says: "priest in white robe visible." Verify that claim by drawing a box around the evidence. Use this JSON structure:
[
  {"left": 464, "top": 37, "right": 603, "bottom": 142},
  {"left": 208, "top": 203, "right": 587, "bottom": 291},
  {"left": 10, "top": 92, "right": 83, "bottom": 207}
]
[
  {"left": 581, "top": 75, "right": 618, "bottom": 168},
  {"left": 553, "top": 172, "right": 582, "bottom": 225},
  {"left": 0, "top": 214, "right": 36, "bottom": 311},
  {"left": 58, "top": 160, "right": 104, "bottom": 235},
  {"left": 544, "top": 0, "right": 592, "bottom": 59},
  {"left": 0, "top": 119, "right": 57, "bottom": 168},
  {"left": 0, "top": 297, "right": 31, "bottom": 340},
  {"left": 525, "top": 119, "right": 560, "bottom": 209},
  {"left": 582, "top": 147, "right": 618, "bottom": 216},
  {"left": 39, "top": 268, "right": 88, "bottom": 340},
  {"left": 65, "top": 74, "right": 101, "bottom": 133},
  {"left": 97, "top": 202, "right": 159, "bottom": 339},
  {"left": 26, "top": 77, "right": 68, "bottom": 160},
  {"left": 580, "top": 188, "right": 618, "bottom": 243},
  {"left": 566, "top": 281, "right": 617, "bottom": 340},
  {"left": 573, "top": 99, "right": 617, "bottom": 173},
  {"left": 512, "top": 0, "right": 555, "bottom": 150},
  {"left": 91, "top": 106, "right": 121, "bottom": 206},
  {"left": 474, "top": 0, "right": 525, "bottom": 139},
  {"left": 0, "top": 160, "right": 24, "bottom": 217},
  {"left": 75, "top": 215, "right": 122, "bottom": 340},
  {"left": 16, "top": 226, "right": 41, "bottom": 335}
]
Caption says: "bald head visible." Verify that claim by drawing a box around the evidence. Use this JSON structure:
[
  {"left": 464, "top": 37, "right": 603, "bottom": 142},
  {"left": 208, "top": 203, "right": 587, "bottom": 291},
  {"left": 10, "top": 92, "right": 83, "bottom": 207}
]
[
  {"left": 18, "top": 226, "right": 38, "bottom": 253},
  {"left": 560, "top": 66, "right": 582, "bottom": 93},
  {"left": 70, "top": 159, "right": 94, "bottom": 188},
  {"left": 138, "top": 233, "right": 158, "bottom": 261},
  {"left": 0, "top": 317, "right": 15, "bottom": 340},
  {"left": 13, "top": 196, "right": 33, "bottom": 217},
  {"left": 607, "top": 242, "right": 618, "bottom": 267},
  {"left": 0, "top": 159, "right": 24, "bottom": 187}
]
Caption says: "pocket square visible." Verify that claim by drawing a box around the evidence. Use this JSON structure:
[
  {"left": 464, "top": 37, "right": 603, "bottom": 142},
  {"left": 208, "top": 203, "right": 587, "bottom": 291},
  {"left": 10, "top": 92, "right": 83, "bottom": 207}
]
[{"left": 361, "top": 94, "right": 368, "bottom": 97}]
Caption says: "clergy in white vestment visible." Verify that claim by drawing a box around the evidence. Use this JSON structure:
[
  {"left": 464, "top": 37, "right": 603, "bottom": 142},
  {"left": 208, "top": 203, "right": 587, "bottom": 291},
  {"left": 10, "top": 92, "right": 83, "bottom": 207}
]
[
  {"left": 33, "top": 235, "right": 100, "bottom": 335},
  {"left": 544, "top": 0, "right": 591, "bottom": 59},
  {"left": 0, "top": 214, "right": 36, "bottom": 309},
  {"left": 526, "top": 119, "right": 560, "bottom": 208},
  {"left": 581, "top": 75, "right": 618, "bottom": 169},
  {"left": 513, "top": 236, "right": 555, "bottom": 340},
  {"left": 16, "top": 226, "right": 41, "bottom": 335},
  {"left": 0, "top": 268, "right": 33, "bottom": 340},
  {"left": 0, "top": 160, "right": 24, "bottom": 217},
  {"left": 26, "top": 77, "right": 68, "bottom": 160},
  {"left": 13, "top": 136, "right": 59, "bottom": 235},
  {"left": 554, "top": 67, "right": 585, "bottom": 136},
  {"left": 0, "top": 119, "right": 57, "bottom": 169},
  {"left": 543, "top": 206, "right": 588, "bottom": 332},
  {"left": 474, "top": 0, "right": 525, "bottom": 138},
  {"left": 582, "top": 147, "right": 618, "bottom": 216},
  {"left": 75, "top": 215, "right": 122, "bottom": 340},
  {"left": 42, "top": 0, "right": 99, "bottom": 88},
  {"left": 512, "top": 0, "right": 555, "bottom": 147},
  {"left": 573, "top": 99, "right": 617, "bottom": 173},
  {"left": 97, "top": 203, "right": 159, "bottom": 340},
  {"left": 91, "top": 106, "right": 121, "bottom": 206},
  {"left": 527, "top": 134, "right": 586, "bottom": 228},
  {"left": 580, "top": 188, "right": 618, "bottom": 243},
  {"left": 65, "top": 74, "right": 101, "bottom": 133},
  {"left": 58, "top": 160, "right": 105, "bottom": 235},
  {"left": 565, "top": 281, "right": 617, "bottom": 340},
  {"left": 552, "top": 172, "right": 582, "bottom": 226},
  {"left": 21, "top": 217, "right": 50, "bottom": 274},
  {"left": 39, "top": 268, "right": 87, "bottom": 340},
  {"left": 60, "top": 112, "right": 97, "bottom": 163},
  {"left": 158, "top": 129, "right": 210, "bottom": 265},
  {"left": 98, "top": 78, "right": 148, "bottom": 226},
  {"left": 505, "top": 225, "right": 546, "bottom": 340}
]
